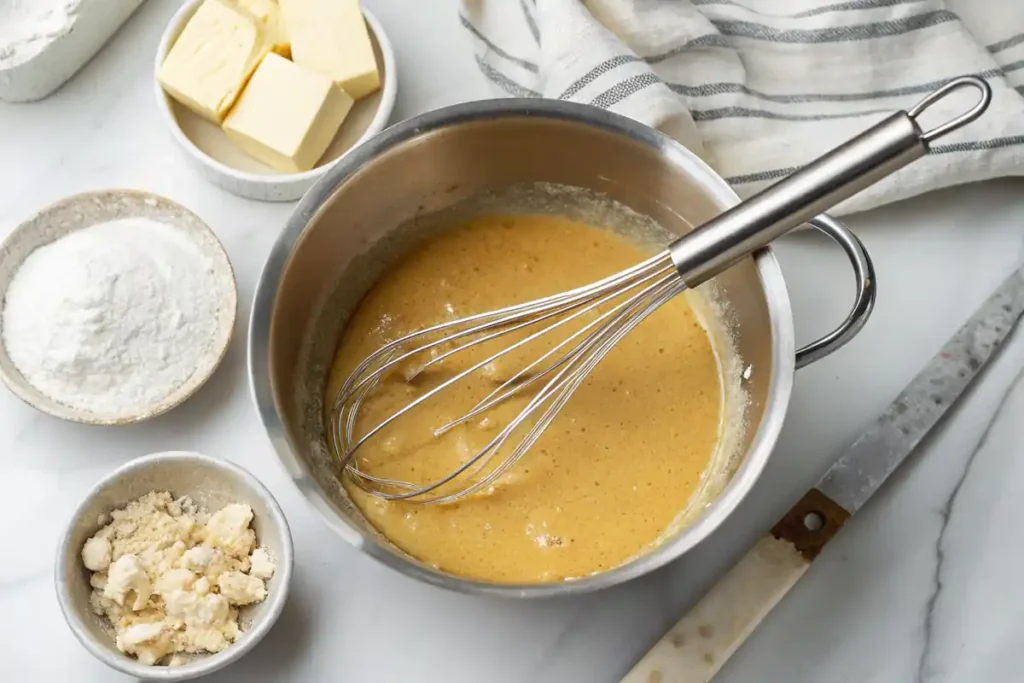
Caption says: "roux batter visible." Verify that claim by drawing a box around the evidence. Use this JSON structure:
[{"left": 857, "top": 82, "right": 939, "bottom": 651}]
[{"left": 325, "top": 215, "right": 723, "bottom": 583}]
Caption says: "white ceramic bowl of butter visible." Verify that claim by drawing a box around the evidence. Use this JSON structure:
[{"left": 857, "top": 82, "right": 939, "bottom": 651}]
[
  {"left": 56, "top": 451, "right": 294, "bottom": 680},
  {"left": 154, "top": 0, "right": 397, "bottom": 202}
]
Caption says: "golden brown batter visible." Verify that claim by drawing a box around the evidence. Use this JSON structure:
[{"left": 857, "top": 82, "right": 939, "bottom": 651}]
[{"left": 326, "top": 214, "right": 723, "bottom": 583}]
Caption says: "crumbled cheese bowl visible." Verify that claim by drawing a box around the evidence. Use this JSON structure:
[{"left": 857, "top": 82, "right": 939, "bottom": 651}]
[{"left": 56, "top": 451, "right": 293, "bottom": 680}]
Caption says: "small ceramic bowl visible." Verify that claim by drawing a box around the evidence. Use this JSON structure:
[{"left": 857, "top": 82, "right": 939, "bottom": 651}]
[
  {"left": 56, "top": 451, "right": 294, "bottom": 681},
  {"left": 154, "top": 0, "right": 398, "bottom": 201},
  {"left": 0, "top": 189, "right": 237, "bottom": 425}
]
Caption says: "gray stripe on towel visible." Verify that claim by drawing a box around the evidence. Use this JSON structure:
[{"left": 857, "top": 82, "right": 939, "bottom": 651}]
[
  {"left": 474, "top": 57, "right": 541, "bottom": 97},
  {"left": 692, "top": 106, "right": 892, "bottom": 122},
  {"left": 460, "top": 14, "right": 539, "bottom": 73},
  {"left": 1002, "top": 59, "right": 1024, "bottom": 74},
  {"left": 707, "top": 9, "right": 957, "bottom": 44},
  {"left": 645, "top": 10, "right": 956, "bottom": 63},
  {"left": 590, "top": 73, "right": 661, "bottom": 109},
  {"left": 520, "top": 0, "right": 540, "bottom": 44},
  {"left": 690, "top": 0, "right": 927, "bottom": 18},
  {"left": 988, "top": 34, "right": 1024, "bottom": 54},
  {"left": 646, "top": 34, "right": 735, "bottom": 64},
  {"left": 670, "top": 69, "right": 1007, "bottom": 103},
  {"left": 560, "top": 55, "right": 641, "bottom": 100},
  {"left": 928, "top": 134, "right": 1024, "bottom": 154},
  {"left": 586, "top": 69, "right": 1012, "bottom": 121},
  {"left": 565, "top": 57, "right": 1016, "bottom": 107},
  {"left": 725, "top": 167, "right": 800, "bottom": 185},
  {"left": 590, "top": 73, "right": 893, "bottom": 121},
  {"left": 726, "top": 135, "right": 1024, "bottom": 184}
]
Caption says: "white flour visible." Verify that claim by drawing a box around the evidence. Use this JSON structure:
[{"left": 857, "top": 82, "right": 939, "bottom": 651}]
[
  {"left": 0, "top": 0, "right": 83, "bottom": 69},
  {"left": 2, "top": 218, "right": 218, "bottom": 416}
]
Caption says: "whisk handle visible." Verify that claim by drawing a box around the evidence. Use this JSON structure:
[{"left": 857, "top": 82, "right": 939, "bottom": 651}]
[{"left": 670, "top": 76, "right": 992, "bottom": 286}]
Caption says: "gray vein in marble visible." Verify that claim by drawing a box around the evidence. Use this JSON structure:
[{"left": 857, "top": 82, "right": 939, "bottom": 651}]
[
  {"left": 820, "top": 267, "right": 1024, "bottom": 513},
  {"left": 916, "top": 363, "right": 1024, "bottom": 683}
]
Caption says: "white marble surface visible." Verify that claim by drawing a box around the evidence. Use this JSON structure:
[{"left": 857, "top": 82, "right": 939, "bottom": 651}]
[{"left": 1, "top": 1, "right": 1023, "bottom": 681}]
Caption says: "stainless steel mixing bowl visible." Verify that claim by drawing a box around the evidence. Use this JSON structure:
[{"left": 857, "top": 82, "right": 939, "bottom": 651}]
[{"left": 249, "top": 99, "right": 874, "bottom": 597}]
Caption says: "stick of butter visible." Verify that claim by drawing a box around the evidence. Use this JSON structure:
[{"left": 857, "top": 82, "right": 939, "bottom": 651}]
[
  {"left": 223, "top": 53, "right": 354, "bottom": 173},
  {"left": 279, "top": 0, "right": 381, "bottom": 100},
  {"left": 235, "top": 0, "right": 290, "bottom": 57},
  {"left": 158, "top": 0, "right": 271, "bottom": 123}
]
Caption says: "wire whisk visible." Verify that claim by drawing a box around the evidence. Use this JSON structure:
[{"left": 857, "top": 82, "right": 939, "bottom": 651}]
[
  {"left": 333, "top": 250, "right": 682, "bottom": 503},
  {"left": 330, "top": 76, "right": 991, "bottom": 504}
]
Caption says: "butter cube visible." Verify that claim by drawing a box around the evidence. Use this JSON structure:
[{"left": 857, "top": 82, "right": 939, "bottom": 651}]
[
  {"left": 158, "top": 0, "right": 271, "bottom": 123},
  {"left": 235, "top": 0, "right": 290, "bottom": 57},
  {"left": 279, "top": 0, "right": 381, "bottom": 100},
  {"left": 223, "top": 53, "right": 354, "bottom": 173}
]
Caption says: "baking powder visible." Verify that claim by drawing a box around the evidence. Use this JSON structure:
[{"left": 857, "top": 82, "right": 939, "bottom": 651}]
[
  {"left": 2, "top": 218, "right": 218, "bottom": 416},
  {"left": 0, "top": 0, "right": 83, "bottom": 69}
]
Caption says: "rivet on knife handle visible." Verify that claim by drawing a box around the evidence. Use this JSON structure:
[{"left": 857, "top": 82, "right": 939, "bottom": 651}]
[
  {"left": 770, "top": 488, "right": 851, "bottom": 560},
  {"left": 620, "top": 263, "right": 1024, "bottom": 683}
]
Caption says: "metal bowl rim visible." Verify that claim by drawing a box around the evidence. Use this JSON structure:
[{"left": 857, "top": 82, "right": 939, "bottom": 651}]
[{"left": 247, "top": 98, "right": 795, "bottom": 597}]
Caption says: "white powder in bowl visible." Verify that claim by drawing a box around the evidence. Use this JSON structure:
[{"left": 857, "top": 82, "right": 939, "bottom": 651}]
[
  {"left": 0, "top": 0, "right": 83, "bottom": 69},
  {"left": 1, "top": 217, "right": 219, "bottom": 416}
]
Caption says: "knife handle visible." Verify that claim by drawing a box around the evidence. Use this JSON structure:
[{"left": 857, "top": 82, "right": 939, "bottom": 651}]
[{"left": 620, "top": 489, "right": 850, "bottom": 683}]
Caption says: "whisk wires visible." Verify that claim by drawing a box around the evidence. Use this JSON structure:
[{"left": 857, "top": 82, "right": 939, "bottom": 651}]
[{"left": 330, "top": 250, "right": 683, "bottom": 503}]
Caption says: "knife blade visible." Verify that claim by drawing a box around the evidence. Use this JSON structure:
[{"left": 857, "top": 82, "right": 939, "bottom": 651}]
[
  {"left": 818, "top": 265, "right": 1024, "bottom": 514},
  {"left": 621, "top": 263, "right": 1024, "bottom": 683}
]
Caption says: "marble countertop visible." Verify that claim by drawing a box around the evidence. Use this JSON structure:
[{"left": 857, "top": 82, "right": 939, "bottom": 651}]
[{"left": 2, "top": 1, "right": 1023, "bottom": 681}]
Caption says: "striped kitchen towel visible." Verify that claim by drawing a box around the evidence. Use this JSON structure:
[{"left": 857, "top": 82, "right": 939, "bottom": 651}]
[{"left": 459, "top": 0, "right": 1024, "bottom": 214}]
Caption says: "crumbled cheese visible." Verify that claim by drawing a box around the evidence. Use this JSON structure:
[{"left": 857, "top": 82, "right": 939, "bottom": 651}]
[
  {"left": 120, "top": 621, "right": 167, "bottom": 647},
  {"left": 105, "top": 554, "right": 152, "bottom": 610},
  {"left": 81, "top": 491, "right": 274, "bottom": 666},
  {"left": 154, "top": 568, "right": 196, "bottom": 599},
  {"left": 217, "top": 571, "right": 266, "bottom": 605},
  {"left": 204, "top": 504, "right": 256, "bottom": 558},
  {"left": 248, "top": 547, "right": 275, "bottom": 580},
  {"left": 117, "top": 621, "right": 176, "bottom": 666},
  {"left": 180, "top": 546, "right": 226, "bottom": 576},
  {"left": 163, "top": 590, "right": 239, "bottom": 653},
  {"left": 81, "top": 536, "right": 111, "bottom": 571}
]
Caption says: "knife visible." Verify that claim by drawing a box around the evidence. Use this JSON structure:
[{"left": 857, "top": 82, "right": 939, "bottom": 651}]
[{"left": 621, "top": 263, "right": 1024, "bottom": 683}]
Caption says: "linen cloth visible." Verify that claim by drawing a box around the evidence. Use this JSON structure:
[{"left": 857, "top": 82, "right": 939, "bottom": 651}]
[{"left": 459, "top": 0, "right": 1024, "bottom": 214}]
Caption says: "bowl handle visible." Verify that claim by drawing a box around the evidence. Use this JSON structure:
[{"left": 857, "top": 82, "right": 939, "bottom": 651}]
[{"left": 794, "top": 214, "right": 876, "bottom": 369}]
